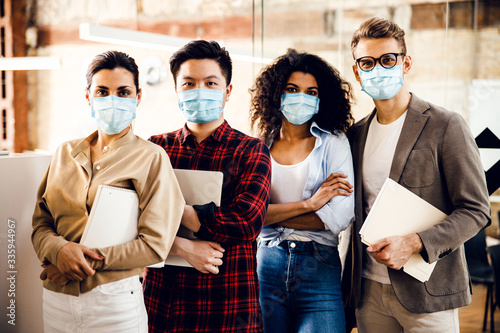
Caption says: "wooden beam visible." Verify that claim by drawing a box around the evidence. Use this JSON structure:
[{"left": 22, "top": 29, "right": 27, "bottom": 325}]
[{"left": 11, "top": 0, "right": 29, "bottom": 153}]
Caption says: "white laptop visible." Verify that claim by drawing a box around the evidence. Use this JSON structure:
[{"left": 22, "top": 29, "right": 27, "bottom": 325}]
[{"left": 164, "top": 169, "right": 224, "bottom": 267}]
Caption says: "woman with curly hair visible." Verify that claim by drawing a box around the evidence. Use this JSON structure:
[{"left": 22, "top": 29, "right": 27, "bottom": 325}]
[{"left": 250, "top": 49, "right": 355, "bottom": 332}]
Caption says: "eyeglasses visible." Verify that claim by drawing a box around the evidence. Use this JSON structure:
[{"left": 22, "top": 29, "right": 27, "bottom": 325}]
[{"left": 355, "top": 53, "right": 405, "bottom": 72}]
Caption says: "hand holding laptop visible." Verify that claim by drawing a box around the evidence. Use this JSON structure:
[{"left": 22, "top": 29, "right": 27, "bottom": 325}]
[
  {"left": 360, "top": 178, "right": 447, "bottom": 282},
  {"left": 164, "top": 169, "right": 224, "bottom": 267}
]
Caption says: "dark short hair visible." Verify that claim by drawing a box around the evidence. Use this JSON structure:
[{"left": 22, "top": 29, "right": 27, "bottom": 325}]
[
  {"left": 351, "top": 17, "right": 407, "bottom": 57},
  {"left": 86, "top": 50, "right": 140, "bottom": 92},
  {"left": 249, "top": 49, "right": 353, "bottom": 145},
  {"left": 169, "top": 40, "right": 232, "bottom": 86}
]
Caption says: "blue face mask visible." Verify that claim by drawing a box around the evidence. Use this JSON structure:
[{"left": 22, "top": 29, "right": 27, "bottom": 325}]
[
  {"left": 359, "top": 65, "right": 404, "bottom": 100},
  {"left": 91, "top": 95, "right": 137, "bottom": 135},
  {"left": 178, "top": 88, "right": 224, "bottom": 124},
  {"left": 280, "top": 93, "right": 320, "bottom": 126}
]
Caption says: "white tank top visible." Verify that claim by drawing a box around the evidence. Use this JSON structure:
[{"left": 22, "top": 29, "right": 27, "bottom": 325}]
[{"left": 270, "top": 152, "right": 313, "bottom": 242}]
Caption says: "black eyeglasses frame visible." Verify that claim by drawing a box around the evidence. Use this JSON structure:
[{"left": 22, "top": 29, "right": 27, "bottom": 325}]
[{"left": 355, "top": 53, "right": 406, "bottom": 72}]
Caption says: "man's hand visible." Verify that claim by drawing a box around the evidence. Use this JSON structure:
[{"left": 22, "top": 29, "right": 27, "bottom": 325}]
[
  {"left": 174, "top": 238, "right": 225, "bottom": 274},
  {"left": 56, "top": 242, "right": 103, "bottom": 281},
  {"left": 306, "top": 173, "right": 353, "bottom": 211},
  {"left": 40, "top": 263, "right": 73, "bottom": 286},
  {"left": 367, "top": 234, "right": 423, "bottom": 270}
]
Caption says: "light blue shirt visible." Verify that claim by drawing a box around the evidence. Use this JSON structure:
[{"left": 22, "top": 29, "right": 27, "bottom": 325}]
[{"left": 260, "top": 121, "right": 355, "bottom": 247}]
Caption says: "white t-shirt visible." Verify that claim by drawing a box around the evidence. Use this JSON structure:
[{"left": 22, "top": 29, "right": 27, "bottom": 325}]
[
  {"left": 362, "top": 111, "right": 407, "bottom": 284},
  {"left": 270, "top": 152, "right": 313, "bottom": 242}
]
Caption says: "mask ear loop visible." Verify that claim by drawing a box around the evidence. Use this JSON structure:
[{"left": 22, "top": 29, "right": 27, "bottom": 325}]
[
  {"left": 130, "top": 96, "right": 138, "bottom": 132},
  {"left": 401, "top": 54, "right": 410, "bottom": 76}
]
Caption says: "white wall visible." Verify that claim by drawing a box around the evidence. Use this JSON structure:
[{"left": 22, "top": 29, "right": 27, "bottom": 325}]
[{"left": 0, "top": 154, "right": 51, "bottom": 333}]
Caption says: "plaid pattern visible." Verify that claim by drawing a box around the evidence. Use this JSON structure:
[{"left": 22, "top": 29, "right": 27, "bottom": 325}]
[{"left": 144, "top": 121, "right": 271, "bottom": 332}]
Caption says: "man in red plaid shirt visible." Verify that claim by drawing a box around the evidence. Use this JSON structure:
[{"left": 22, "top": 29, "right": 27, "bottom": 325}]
[{"left": 143, "top": 40, "right": 271, "bottom": 332}]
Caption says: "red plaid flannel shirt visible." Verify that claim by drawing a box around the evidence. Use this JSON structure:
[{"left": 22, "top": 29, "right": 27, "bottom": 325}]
[{"left": 144, "top": 121, "right": 271, "bottom": 332}]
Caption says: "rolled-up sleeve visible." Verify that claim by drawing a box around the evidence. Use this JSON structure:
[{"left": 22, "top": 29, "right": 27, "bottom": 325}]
[
  {"left": 315, "top": 133, "right": 355, "bottom": 235},
  {"left": 194, "top": 141, "right": 271, "bottom": 244}
]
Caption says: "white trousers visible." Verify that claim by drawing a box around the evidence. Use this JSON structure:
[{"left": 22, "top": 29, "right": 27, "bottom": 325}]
[{"left": 43, "top": 275, "right": 147, "bottom": 333}]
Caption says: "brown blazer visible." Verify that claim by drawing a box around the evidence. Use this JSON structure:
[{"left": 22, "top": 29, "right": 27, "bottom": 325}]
[{"left": 343, "top": 93, "right": 491, "bottom": 313}]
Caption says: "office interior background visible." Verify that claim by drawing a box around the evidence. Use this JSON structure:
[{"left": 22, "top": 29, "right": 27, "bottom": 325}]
[
  {"left": 3, "top": 0, "right": 497, "bottom": 222},
  {"left": 0, "top": 1, "right": 499, "bottom": 331}
]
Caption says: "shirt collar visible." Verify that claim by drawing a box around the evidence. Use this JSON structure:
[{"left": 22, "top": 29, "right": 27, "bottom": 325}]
[
  {"left": 310, "top": 121, "right": 332, "bottom": 137},
  {"left": 309, "top": 121, "right": 334, "bottom": 150},
  {"left": 178, "top": 120, "right": 230, "bottom": 146},
  {"left": 267, "top": 121, "right": 329, "bottom": 149},
  {"left": 71, "top": 129, "right": 136, "bottom": 158}
]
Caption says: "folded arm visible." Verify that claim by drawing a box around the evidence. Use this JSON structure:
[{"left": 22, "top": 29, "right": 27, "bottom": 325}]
[
  {"left": 88, "top": 151, "right": 184, "bottom": 271},
  {"left": 266, "top": 172, "right": 353, "bottom": 230},
  {"left": 191, "top": 142, "right": 272, "bottom": 245}
]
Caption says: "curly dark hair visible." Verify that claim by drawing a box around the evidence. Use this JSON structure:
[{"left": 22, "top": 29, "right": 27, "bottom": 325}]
[{"left": 249, "top": 49, "right": 353, "bottom": 145}]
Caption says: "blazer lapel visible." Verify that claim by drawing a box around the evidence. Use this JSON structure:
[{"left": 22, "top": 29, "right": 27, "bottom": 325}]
[
  {"left": 355, "top": 111, "right": 375, "bottom": 179},
  {"left": 389, "top": 94, "right": 430, "bottom": 182},
  {"left": 353, "top": 110, "right": 376, "bottom": 224}
]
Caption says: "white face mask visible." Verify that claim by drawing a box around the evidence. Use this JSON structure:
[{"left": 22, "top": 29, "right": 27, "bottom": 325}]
[
  {"left": 177, "top": 88, "right": 224, "bottom": 124},
  {"left": 359, "top": 65, "right": 404, "bottom": 100},
  {"left": 280, "top": 93, "right": 320, "bottom": 125},
  {"left": 91, "top": 95, "right": 137, "bottom": 135}
]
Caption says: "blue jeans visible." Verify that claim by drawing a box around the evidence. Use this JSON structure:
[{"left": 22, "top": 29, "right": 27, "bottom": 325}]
[{"left": 257, "top": 240, "right": 345, "bottom": 333}]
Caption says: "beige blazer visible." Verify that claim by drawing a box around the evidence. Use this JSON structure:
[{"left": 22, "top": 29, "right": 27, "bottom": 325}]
[{"left": 343, "top": 93, "right": 491, "bottom": 313}]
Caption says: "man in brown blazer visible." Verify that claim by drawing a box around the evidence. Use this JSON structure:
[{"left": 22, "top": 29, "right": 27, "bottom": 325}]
[{"left": 343, "top": 17, "right": 491, "bottom": 332}]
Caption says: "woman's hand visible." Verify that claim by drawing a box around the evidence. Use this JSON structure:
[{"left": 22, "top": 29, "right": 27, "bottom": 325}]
[
  {"left": 265, "top": 173, "right": 353, "bottom": 226},
  {"left": 181, "top": 205, "right": 201, "bottom": 232},
  {"left": 174, "top": 238, "right": 225, "bottom": 274},
  {"left": 306, "top": 172, "right": 353, "bottom": 211},
  {"left": 40, "top": 263, "right": 73, "bottom": 286},
  {"left": 56, "top": 242, "right": 104, "bottom": 281}
]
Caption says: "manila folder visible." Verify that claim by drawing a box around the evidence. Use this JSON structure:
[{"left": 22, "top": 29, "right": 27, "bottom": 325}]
[{"left": 359, "top": 178, "right": 447, "bottom": 282}]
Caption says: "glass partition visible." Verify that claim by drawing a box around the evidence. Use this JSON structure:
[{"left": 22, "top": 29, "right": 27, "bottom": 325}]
[{"left": 32, "top": 0, "right": 499, "bottom": 168}]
